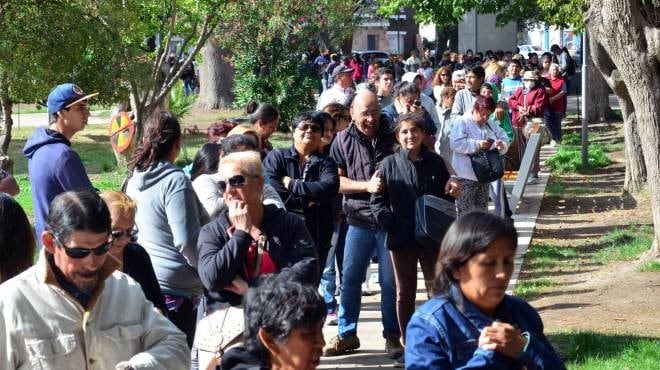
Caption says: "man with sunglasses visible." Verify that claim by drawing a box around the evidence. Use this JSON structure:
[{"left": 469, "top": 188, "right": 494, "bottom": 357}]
[
  {"left": 0, "top": 191, "right": 190, "bottom": 369},
  {"left": 23, "top": 83, "right": 97, "bottom": 244}
]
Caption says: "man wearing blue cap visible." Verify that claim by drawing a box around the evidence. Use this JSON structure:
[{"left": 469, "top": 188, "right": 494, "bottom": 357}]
[{"left": 23, "top": 83, "right": 98, "bottom": 243}]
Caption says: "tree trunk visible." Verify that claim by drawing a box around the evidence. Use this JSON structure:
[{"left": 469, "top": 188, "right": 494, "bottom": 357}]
[
  {"left": 0, "top": 75, "right": 13, "bottom": 157},
  {"left": 586, "top": 55, "right": 617, "bottom": 122},
  {"left": 197, "top": 36, "right": 234, "bottom": 110},
  {"left": 588, "top": 0, "right": 660, "bottom": 257},
  {"left": 621, "top": 95, "right": 647, "bottom": 192}
]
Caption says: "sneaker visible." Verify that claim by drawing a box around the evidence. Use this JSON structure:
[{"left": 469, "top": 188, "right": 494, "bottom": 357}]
[
  {"left": 384, "top": 334, "right": 404, "bottom": 359},
  {"left": 527, "top": 176, "right": 539, "bottom": 185},
  {"left": 361, "top": 282, "right": 375, "bottom": 296},
  {"left": 393, "top": 354, "right": 405, "bottom": 368},
  {"left": 323, "top": 334, "right": 360, "bottom": 356},
  {"left": 549, "top": 139, "right": 557, "bottom": 147},
  {"left": 326, "top": 311, "right": 338, "bottom": 326}
]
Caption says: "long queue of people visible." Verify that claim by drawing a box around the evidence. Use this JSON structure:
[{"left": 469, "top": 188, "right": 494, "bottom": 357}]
[{"left": 0, "top": 44, "right": 570, "bottom": 369}]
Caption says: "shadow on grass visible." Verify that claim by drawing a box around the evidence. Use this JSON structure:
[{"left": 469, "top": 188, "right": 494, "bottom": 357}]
[{"left": 547, "top": 331, "right": 660, "bottom": 369}]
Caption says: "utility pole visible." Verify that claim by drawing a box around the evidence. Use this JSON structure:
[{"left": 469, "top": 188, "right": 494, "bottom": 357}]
[{"left": 581, "top": 31, "right": 589, "bottom": 169}]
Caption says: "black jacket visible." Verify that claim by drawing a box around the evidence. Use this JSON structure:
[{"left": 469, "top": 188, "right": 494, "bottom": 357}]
[
  {"left": 197, "top": 204, "right": 318, "bottom": 313},
  {"left": 330, "top": 118, "right": 396, "bottom": 229},
  {"left": 263, "top": 146, "right": 339, "bottom": 250},
  {"left": 221, "top": 347, "right": 268, "bottom": 370},
  {"left": 122, "top": 242, "right": 168, "bottom": 315},
  {"left": 370, "top": 148, "right": 452, "bottom": 250}
]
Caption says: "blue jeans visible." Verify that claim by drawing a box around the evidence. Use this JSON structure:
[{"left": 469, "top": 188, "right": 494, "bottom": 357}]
[
  {"left": 337, "top": 225, "right": 399, "bottom": 338},
  {"left": 547, "top": 111, "right": 564, "bottom": 142}
]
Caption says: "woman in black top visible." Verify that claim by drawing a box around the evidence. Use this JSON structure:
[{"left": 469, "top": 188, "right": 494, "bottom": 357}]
[
  {"left": 370, "top": 112, "right": 459, "bottom": 352},
  {"left": 100, "top": 190, "right": 167, "bottom": 315}
]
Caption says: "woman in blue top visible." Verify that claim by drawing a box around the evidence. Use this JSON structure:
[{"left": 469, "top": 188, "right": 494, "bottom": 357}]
[{"left": 405, "top": 212, "right": 565, "bottom": 369}]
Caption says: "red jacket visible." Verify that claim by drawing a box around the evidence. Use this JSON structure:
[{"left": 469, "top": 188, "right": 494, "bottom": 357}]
[
  {"left": 508, "top": 86, "right": 549, "bottom": 128},
  {"left": 548, "top": 77, "right": 566, "bottom": 113}
]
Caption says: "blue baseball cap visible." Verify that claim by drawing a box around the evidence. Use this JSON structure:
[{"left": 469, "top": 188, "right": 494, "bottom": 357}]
[{"left": 47, "top": 83, "right": 98, "bottom": 116}]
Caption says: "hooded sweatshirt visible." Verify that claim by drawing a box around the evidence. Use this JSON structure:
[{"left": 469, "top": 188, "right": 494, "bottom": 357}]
[
  {"left": 126, "top": 161, "right": 208, "bottom": 297},
  {"left": 23, "top": 127, "right": 93, "bottom": 240}
]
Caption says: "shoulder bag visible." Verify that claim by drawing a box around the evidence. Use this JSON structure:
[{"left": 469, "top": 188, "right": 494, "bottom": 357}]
[{"left": 468, "top": 123, "right": 504, "bottom": 183}]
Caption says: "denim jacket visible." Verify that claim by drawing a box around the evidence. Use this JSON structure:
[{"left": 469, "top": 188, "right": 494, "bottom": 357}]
[{"left": 405, "top": 285, "right": 566, "bottom": 369}]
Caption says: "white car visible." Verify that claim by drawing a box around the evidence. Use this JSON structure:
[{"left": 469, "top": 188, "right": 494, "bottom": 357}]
[{"left": 517, "top": 45, "right": 548, "bottom": 59}]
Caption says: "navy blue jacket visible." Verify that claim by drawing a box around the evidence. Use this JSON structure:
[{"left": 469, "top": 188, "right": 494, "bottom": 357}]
[
  {"left": 197, "top": 205, "right": 318, "bottom": 313},
  {"left": 23, "top": 128, "right": 93, "bottom": 240},
  {"left": 330, "top": 118, "right": 396, "bottom": 229},
  {"left": 406, "top": 285, "right": 566, "bottom": 369},
  {"left": 263, "top": 146, "right": 339, "bottom": 251},
  {"left": 370, "top": 147, "right": 452, "bottom": 250}
]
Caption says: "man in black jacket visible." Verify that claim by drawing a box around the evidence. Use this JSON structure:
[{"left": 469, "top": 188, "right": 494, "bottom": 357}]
[{"left": 323, "top": 90, "right": 403, "bottom": 358}]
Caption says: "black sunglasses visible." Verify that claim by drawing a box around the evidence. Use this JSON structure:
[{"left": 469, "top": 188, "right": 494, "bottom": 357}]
[
  {"left": 111, "top": 228, "right": 138, "bottom": 240},
  {"left": 296, "top": 123, "right": 322, "bottom": 133},
  {"left": 218, "top": 174, "right": 260, "bottom": 193},
  {"left": 54, "top": 235, "right": 113, "bottom": 259}
]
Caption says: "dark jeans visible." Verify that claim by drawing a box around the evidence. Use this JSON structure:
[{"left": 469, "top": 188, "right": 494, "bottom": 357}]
[
  {"left": 390, "top": 248, "right": 437, "bottom": 345},
  {"left": 168, "top": 298, "right": 197, "bottom": 348},
  {"left": 546, "top": 111, "right": 564, "bottom": 142}
]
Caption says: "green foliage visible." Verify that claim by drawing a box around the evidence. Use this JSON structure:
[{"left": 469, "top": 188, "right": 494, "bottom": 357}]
[
  {"left": 548, "top": 331, "right": 660, "bottom": 369},
  {"left": 639, "top": 260, "right": 660, "bottom": 272},
  {"left": 525, "top": 242, "right": 579, "bottom": 270},
  {"left": 513, "top": 277, "right": 555, "bottom": 300},
  {"left": 595, "top": 225, "right": 654, "bottom": 263},
  {"left": 545, "top": 145, "right": 611, "bottom": 174},
  {"left": 169, "top": 81, "right": 197, "bottom": 119}
]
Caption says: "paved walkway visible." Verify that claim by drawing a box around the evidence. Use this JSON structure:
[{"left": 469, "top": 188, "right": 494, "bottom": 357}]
[{"left": 319, "top": 145, "right": 556, "bottom": 369}]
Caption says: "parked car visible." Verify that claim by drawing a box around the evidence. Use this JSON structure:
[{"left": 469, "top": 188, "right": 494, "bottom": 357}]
[
  {"left": 517, "top": 45, "right": 548, "bottom": 59},
  {"left": 352, "top": 50, "right": 389, "bottom": 64}
]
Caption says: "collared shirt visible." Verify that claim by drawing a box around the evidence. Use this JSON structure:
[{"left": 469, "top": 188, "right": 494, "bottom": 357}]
[{"left": 47, "top": 253, "right": 93, "bottom": 308}]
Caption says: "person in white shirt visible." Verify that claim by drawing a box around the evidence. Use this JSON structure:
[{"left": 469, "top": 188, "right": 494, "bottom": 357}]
[{"left": 317, "top": 65, "right": 355, "bottom": 110}]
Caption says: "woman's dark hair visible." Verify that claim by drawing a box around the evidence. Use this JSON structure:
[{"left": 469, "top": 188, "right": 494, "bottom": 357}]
[
  {"left": 433, "top": 212, "right": 517, "bottom": 295},
  {"left": 220, "top": 134, "right": 259, "bottom": 155},
  {"left": 243, "top": 270, "right": 326, "bottom": 363},
  {"left": 246, "top": 101, "right": 279, "bottom": 124},
  {"left": 394, "top": 81, "right": 420, "bottom": 98},
  {"left": 129, "top": 110, "right": 181, "bottom": 171},
  {"left": 322, "top": 103, "right": 350, "bottom": 123},
  {"left": 480, "top": 83, "right": 494, "bottom": 93},
  {"left": 0, "top": 194, "right": 35, "bottom": 283},
  {"left": 45, "top": 190, "right": 111, "bottom": 243},
  {"left": 314, "top": 111, "right": 335, "bottom": 132},
  {"left": 190, "top": 143, "right": 221, "bottom": 181},
  {"left": 473, "top": 95, "right": 496, "bottom": 113},
  {"left": 394, "top": 112, "right": 427, "bottom": 135},
  {"left": 291, "top": 111, "right": 326, "bottom": 135},
  {"left": 207, "top": 121, "right": 236, "bottom": 143},
  {"left": 375, "top": 67, "right": 393, "bottom": 81},
  {"left": 509, "top": 59, "right": 523, "bottom": 68}
]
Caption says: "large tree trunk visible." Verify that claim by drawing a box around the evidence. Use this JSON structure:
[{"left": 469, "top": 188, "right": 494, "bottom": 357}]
[
  {"left": 589, "top": 31, "right": 647, "bottom": 193},
  {"left": 588, "top": 0, "right": 660, "bottom": 257},
  {"left": 0, "top": 75, "right": 13, "bottom": 158},
  {"left": 197, "top": 36, "right": 234, "bottom": 110},
  {"left": 586, "top": 55, "right": 617, "bottom": 122}
]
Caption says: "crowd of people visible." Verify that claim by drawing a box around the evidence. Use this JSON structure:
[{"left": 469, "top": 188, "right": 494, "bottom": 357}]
[{"left": 0, "top": 43, "right": 573, "bottom": 369}]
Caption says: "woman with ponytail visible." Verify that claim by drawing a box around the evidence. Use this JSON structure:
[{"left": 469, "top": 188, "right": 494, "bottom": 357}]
[
  {"left": 246, "top": 101, "right": 280, "bottom": 157},
  {"left": 125, "top": 110, "right": 208, "bottom": 347}
]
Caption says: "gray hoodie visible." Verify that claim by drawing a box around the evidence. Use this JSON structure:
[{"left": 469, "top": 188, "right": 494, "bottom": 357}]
[{"left": 126, "top": 161, "right": 208, "bottom": 297}]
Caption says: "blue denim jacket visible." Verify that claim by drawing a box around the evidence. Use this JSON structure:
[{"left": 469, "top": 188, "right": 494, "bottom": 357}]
[{"left": 405, "top": 285, "right": 566, "bottom": 369}]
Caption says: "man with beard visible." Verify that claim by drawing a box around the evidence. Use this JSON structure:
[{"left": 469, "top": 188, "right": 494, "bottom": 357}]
[{"left": 0, "top": 190, "right": 190, "bottom": 369}]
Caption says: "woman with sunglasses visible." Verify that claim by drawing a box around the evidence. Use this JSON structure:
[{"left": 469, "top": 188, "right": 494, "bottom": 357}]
[
  {"left": 100, "top": 190, "right": 167, "bottom": 316},
  {"left": 125, "top": 110, "right": 208, "bottom": 347},
  {"left": 263, "top": 111, "right": 340, "bottom": 280},
  {"left": 432, "top": 65, "right": 453, "bottom": 103}
]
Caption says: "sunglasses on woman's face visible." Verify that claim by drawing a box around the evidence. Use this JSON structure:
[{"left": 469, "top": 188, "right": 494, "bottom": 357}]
[
  {"left": 111, "top": 228, "right": 138, "bottom": 240},
  {"left": 218, "top": 174, "right": 259, "bottom": 193},
  {"left": 54, "top": 235, "right": 113, "bottom": 259}
]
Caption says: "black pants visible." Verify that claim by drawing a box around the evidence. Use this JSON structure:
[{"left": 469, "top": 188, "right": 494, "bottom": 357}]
[{"left": 168, "top": 298, "right": 197, "bottom": 348}]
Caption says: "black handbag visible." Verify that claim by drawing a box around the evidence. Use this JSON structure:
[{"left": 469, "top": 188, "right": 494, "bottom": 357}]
[
  {"left": 415, "top": 194, "right": 456, "bottom": 250},
  {"left": 469, "top": 148, "right": 504, "bottom": 183},
  {"left": 469, "top": 123, "right": 504, "bottom": 183}
]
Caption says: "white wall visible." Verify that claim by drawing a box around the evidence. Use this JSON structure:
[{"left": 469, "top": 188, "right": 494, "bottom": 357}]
[{"left": 458, "top": 10, "right": 517, "bottom": 53}]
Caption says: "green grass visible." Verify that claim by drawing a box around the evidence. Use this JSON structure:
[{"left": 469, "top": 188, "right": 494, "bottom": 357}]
[
  {"left": 639, "top": 260, "right": 660, "bottom": 272},
  {"left": 525, "top": 242, "right": 579, "bottom": 270},
  {"left": 594, "top": 225, "right": 654, "bottom": 263},
  {"left": 548, "top": 331, "right": 660, "bottom": 369},
  {"left": 13, "top": 103, "right": 112, "bottom": 114},
  {"left": 545, "top": 178, "right": 597, "bottom": 197},
  {"left": 513, "top": 277, "right": 555, "bottom": 300},
  {"left": 545, "top": 145, "right": 612, "bottom": 174},
  {"left": 561, "top": 131, "right": 594, "bottom": 146}
]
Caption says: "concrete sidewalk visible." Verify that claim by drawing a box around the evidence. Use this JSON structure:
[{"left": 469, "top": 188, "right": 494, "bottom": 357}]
[{"left": 319, "top": 145, "right": 556, "bottom": 369}]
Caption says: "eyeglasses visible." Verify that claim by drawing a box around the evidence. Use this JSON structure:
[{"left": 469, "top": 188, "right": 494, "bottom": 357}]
[
  {"left": 54, "top": 235, "right": 113, "bottom": 259},
  {"left": 296, "top": 123, "right": 322, "bottom": 133},
  {"left": 440, "top": 73, "right": 449, "bottom": 76},
  {"left": 111, "top": 228, "right": 138, "bottom": 240},
  {"left": 218, "top": 174, "right": 260, "bottom": 193}
]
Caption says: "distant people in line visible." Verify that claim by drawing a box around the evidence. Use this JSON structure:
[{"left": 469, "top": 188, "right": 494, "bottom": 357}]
[
  {"left": 432, "top": 65, "right": 453, "bottom": 103},
  {"left": 100, "top": 190, "right": 168, "bottom": 314},
  {"left": 545, "top": 63, "right": 567, "bottom": 145},
  {"left": 23, "top": 83, "right": 97, "bottom": 242},
  {"left": 0, "top": 193, "right": 35, "bottom": 283},
  {"left": 371, "top": 112, "right": 459, "bottom": 366},
  {"left": 404, "top": 49, "right": 422, "bottom": 73},
  {"left": 125, "top": 110, "right": 208, "bottom": 347},
  {"left": 406, "top": 212, "right": 566, "bottom": 369},
  {"left": 401, "top": 72, "right": 440, "bottom": 130},
  {"left": 247, "top": 102, "right": 280, "bottom": 157},
  {"left": 221, "top": 271, "right": 326, "bottom": 370},
  {"left": 435, "top": 87, "right": 458, "bottom": 165},
  {"left": 0, "top": 190, "right": 190, "bottom": 369},
  {"left": 451, "top": 96, "right": 509, "bottom": 216},
  {"left": 317, "top": 65, "right": 355, "bottom": 110},
  {"left": 374, "top": 67, "right": 395, "bottom": 108}
]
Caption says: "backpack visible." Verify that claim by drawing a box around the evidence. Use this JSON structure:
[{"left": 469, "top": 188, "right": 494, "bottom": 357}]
[{"left": 563, "top": 49, "right": 576, "bottom": 76}]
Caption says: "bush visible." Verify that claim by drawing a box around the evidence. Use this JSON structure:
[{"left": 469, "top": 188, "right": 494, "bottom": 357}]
[{"left": 545, "top": 145, "right": 611, "bottom": 174}]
